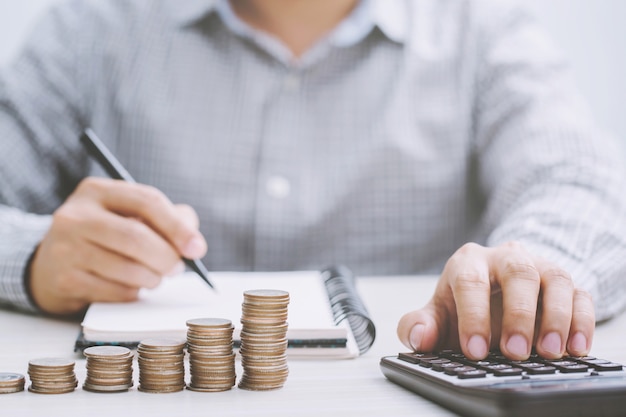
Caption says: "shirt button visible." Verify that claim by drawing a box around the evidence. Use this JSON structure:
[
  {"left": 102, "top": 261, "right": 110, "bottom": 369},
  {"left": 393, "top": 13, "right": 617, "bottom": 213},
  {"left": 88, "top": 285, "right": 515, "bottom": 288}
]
[
  {"left": 266, "top": 176, "right": 291, "bottom": 199},
  {"left": 283, "top": 73, "right": 300, "bottom": 92}
]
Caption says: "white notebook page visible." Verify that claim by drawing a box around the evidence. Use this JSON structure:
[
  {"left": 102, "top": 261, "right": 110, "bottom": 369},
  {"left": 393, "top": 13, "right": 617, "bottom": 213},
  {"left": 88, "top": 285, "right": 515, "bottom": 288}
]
[{"left": 81, "top": 270, "right": 348, "bottom": 343}]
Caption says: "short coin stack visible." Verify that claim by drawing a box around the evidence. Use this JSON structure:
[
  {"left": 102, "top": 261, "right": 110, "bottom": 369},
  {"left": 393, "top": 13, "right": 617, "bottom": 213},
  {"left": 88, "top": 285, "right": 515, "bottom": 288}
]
[
  {"left": 83, "top": 346, "right": 134, "bottom": 392},
  {"left": 0, "top": 373, "right": 25, "bottom": 394},
  {"left": 27, "top": 358, "right": 78, "bottom": 394},
  {"left": 137, "top": 338, "right": 186, "bottom": 393},
  {"left": 186, "top": 318, "right": 236, "bottom": 392},
  {"left": 238, "top": 289, "right": 290, "bottom": 391}
]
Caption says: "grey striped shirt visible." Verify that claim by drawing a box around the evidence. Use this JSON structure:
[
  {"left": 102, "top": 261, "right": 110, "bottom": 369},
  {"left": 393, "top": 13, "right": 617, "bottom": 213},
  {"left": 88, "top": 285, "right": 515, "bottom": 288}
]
[{"left": 1, "top": 0, "right": 626, "bottom": 318}]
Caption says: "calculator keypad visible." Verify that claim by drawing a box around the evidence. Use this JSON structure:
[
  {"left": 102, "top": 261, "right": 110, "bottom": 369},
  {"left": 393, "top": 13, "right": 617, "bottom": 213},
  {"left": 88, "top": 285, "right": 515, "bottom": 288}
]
[{"left": 398, "top": 351, "right": 623, "bottom": 380}]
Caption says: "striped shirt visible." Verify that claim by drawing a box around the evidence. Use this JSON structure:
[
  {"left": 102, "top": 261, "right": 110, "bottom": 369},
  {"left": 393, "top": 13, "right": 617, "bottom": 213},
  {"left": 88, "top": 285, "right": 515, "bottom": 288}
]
[{"left": 1, "top": 0, "right": 626, "bottom": 319}]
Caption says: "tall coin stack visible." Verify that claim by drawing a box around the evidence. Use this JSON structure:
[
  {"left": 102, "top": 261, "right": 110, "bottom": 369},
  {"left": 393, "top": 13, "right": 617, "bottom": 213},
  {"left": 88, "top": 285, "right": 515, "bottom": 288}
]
[
  {"left": 137, "top": 338, "right": 186, "bottom": 393},
  {"left": 186, "top": 318, "right": 236, "bottom": 392},
  {"left": 27, "top": 358, "right": 78, "bottom": 394},
  {"left": 238, "top": 289, "right": 290, "bottom": 391},
  {"left": 83, "top": 346, "right": 134, "bottom": 393}
]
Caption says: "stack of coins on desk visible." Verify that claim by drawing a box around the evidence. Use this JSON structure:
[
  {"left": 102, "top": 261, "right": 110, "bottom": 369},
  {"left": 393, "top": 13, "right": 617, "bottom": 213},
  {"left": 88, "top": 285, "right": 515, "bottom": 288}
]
[
  {"left": 186, "top": 318, "right": 236, "bottom": 392},
  {"left": 0, "top": 373, "right": 25, "bottom": 394},
  {"left": 83, "top": 346, "right": 134, "bottom": 393},
  {"left": 238, "top": 289, "right": 290, "bottom": 391},
  {"left": 137, "top": 338, "right": 186, "bottom": 393},
  {"left": 27, "top": 358, "right": 78, "bottom": 394}
]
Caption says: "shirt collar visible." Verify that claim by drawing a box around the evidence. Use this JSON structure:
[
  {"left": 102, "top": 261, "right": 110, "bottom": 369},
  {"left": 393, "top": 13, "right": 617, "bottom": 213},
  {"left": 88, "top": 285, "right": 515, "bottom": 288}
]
[
  {"left": 168, "top": 0, "right": 409, "bottom": 46},
  {"left": 167, "top": 0, "right": 220, "bottom": 27},
  {"left": 370, "top": 0, "right": 409, "bottom": 44}
]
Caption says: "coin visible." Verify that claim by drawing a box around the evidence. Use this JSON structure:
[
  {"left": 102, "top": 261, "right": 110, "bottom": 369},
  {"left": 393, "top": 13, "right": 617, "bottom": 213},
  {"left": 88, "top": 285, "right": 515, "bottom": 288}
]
[{"left": 0, "top": 373, "right": 25, "bottom": 394}]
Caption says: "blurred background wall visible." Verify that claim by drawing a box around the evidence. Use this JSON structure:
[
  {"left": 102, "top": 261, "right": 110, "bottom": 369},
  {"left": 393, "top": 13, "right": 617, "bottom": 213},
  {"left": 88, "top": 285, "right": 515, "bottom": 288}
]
[{"left": 0, "top": 0, "right": 624, "bottom": 145}]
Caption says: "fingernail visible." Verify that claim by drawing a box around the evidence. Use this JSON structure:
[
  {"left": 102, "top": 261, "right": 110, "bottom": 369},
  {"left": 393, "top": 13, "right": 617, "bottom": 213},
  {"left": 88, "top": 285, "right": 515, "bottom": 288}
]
[
  {"left": 541, "top": 332, "right": 562, "bottom": 356},
  {"left": 184, "top": 236, "right": 206, "bottom": 258},
  {"left": 467, "top": 335, "right": 488, "bottom": 359},
  {"left": 166, "top": 261, "right": 185, "bottom": 277},
  {"left": 569, "top": 332, "right": 588, "bottom": 353},
  {"left": 506, "top": 334, "right": 528, "bottom": 357},
  {"left": 409, "top": 324, "right": 425, "bottom": 351}
]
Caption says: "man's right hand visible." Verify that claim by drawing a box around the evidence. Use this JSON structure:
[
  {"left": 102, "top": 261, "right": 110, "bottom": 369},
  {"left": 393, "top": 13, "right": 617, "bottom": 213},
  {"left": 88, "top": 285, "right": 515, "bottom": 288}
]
[{"left": 29, "top": 177, "right": 207, "bottom": 315}]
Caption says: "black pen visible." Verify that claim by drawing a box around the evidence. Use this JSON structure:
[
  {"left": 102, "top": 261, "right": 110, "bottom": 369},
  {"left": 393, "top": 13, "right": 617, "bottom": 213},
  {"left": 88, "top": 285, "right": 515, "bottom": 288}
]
[{"left": 80, "top": 128, "right": 216, "bottom": 290}]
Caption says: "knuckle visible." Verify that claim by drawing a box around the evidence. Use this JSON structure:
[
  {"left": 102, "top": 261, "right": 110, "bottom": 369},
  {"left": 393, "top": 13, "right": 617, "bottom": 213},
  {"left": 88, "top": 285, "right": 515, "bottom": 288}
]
[
  {"left": 453, "top": 272, "right": 489, "bottom": 291},
  {"left": 52, "top": 204, "right": 82, "bottom": 227},
  {"left": 456, "top": 242, "right": 483, "bottom": 256},
  {"left": 76, "top": 176, "right": 107, "bottom": 194},
  {"left": 574, "top": 288, "right": 593, "bottom": 302},
  {"left": 500, "top": 240, "right": 524, "bottom": 250},
  {"left": 502, "top": 261, "right": 540, "bottom": 283},
  {"left": 544, "top": 268, "right": 574, "bottom": 290},
  {"left": 506, "top": 305, "right": 537, "bottom": 322},
  {"left": 136, "top": 185, "right": 168, "bottom": 210},
  {"left": 543, "top": 303, "right": 571, "bottom": 320}
]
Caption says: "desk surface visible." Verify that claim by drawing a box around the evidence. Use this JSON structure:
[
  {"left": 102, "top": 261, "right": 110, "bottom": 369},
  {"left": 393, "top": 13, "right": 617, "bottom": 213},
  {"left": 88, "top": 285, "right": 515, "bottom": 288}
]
[{"left": 2, "top": 275, "right": 626, "bottom": 417}]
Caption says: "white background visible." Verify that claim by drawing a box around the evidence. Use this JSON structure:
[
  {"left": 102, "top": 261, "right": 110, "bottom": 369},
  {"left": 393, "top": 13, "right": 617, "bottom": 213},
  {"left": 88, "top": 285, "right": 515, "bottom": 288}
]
[{"left": 0, "top": 0, "right": 625, "bottom": 145}]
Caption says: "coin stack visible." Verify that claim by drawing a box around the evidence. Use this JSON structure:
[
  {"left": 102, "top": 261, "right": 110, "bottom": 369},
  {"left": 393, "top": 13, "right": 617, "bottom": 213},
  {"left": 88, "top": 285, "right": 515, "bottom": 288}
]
[
  {"left": 137, "top": 338, "right": 186, "bottom": 393},
  {"left": 0, "top": 372, "right": 25, "bottom": 394},
  {"left": 27, "top": 358, "right": 78, "bottom": 394},
  {"left": 186, "top": 318, "right": 236, "bottom": 392},
  {"left": 238, "top": 289, "right": 290, "bottom": 391},
  {"left": 83, "top": 346, "right": 134, "bottom": 393}
]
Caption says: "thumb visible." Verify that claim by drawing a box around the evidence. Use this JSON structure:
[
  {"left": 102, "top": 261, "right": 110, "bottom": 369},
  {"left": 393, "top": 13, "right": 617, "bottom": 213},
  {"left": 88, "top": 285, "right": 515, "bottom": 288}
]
[{"left": 397, "top": 304, "right": 442, "bottom": 352}]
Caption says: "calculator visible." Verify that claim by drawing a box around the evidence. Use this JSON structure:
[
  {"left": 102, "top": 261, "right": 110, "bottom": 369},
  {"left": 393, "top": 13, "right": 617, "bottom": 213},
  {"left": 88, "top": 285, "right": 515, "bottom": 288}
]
[{"left": 380, "top": 350, "right": 626, "bottom": 417}]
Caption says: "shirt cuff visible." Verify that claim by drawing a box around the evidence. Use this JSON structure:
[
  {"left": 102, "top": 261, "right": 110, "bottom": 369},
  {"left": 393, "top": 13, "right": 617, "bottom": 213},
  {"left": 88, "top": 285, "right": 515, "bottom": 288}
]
[{"left": 0, "top": 209, "right": 52, "bottom": 313}]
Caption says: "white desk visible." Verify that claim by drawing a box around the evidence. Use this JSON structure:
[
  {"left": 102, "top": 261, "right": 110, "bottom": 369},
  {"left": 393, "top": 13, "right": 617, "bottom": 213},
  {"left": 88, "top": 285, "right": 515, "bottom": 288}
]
[{"left": 2, "top": 276, "right": 626, "bottom": 417}]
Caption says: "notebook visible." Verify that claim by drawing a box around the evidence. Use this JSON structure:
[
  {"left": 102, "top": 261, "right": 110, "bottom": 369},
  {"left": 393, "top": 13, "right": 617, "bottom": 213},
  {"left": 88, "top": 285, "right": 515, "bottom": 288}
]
[{"left": 76, "top": 265, "right": 376, "bottom": 358}]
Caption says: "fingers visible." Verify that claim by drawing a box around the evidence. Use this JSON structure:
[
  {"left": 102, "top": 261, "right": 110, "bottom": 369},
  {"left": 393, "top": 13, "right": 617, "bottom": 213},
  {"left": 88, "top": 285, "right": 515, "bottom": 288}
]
[
  {"left": 397, "top": 304, "right": 443, "bottom": 353},
  {"left": 57, "top": 269, "right": 141, "bottom": 314},
  {"left": 69, "top": 208, "right": 182, "bottom": 277},
  {"left": 533, "top": 262, "right": 574, "bottom": 358},
  {"left": 443, "top": 244, "right": 492, "bottom": 359},
  {"left": 490, "top": 243, "right": 541, "bottom": 359},
  {"left": 29, "top": 177, "right": 205, "bottom": 315},
  {"left": 78, "top": 241, "right": 163, "bottom": 289},
  {"left": 77, "top": 178, "right": 207, "bottom": 259},
  {"left": 567, "top": 289, "right": 594, "bottom": 356},
  {"left": 396, "top": 241, "right": 595, "bottom": 363}
]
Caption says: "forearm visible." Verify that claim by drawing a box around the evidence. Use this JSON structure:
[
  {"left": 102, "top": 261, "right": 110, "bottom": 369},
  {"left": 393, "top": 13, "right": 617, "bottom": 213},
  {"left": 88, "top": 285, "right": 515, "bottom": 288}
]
[
  {"left": 472, "top": 2, "right": 626, "bottom": 321},
  {"left": 485, "top": 178, "right": 626, "bottom": 321}
]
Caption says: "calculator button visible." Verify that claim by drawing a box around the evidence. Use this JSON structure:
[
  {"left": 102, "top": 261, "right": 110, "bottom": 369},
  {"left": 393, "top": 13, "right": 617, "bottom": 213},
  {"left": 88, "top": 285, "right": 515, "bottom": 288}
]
[
  {"left": 444, "top": 366, "right": 476, "bottom": 376},
  {"left": 457, "top": 369, "right": 487, "bottom": 379},
  {"left": 557, "top": 364, "right": 589, "bottom": 373},
  {"left": 589, "top": 362, "right": 623, "bottom": 372},
  {"left": 421, "top": 358, "right": 451, "bottom": 369},
  {"left": 432, "top": 362, "right": 463, "bottom": 372},
  {"left": 493, "top": 367, "right": 523, "bottom": 377},
  {"left": 398, "top": 352, "right": 437, "bottom": 364},
  {"left": 526, "top": 366, "right": 557, "bottom": 375}
]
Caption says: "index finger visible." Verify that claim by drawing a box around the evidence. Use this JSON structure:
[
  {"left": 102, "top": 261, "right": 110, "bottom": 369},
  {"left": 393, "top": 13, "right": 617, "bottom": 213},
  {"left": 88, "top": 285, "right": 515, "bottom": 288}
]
[{"left": 444, "top": 243, "right": 492, "bottom": 360}]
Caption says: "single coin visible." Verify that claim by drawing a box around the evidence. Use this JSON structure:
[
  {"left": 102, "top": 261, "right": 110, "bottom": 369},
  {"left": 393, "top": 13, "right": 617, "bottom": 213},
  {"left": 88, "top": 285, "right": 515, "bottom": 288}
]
[
  {"left": 186, "top": 318, "right": 233, "bottom": 328},
  {"left": 84, "top": 346, "right": 133, "bottom": 358}
]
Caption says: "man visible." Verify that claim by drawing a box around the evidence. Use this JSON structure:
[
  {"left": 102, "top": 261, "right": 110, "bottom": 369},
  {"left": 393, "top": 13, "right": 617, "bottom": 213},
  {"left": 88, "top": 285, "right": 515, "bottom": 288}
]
[{"left": 1, "top": 0, "right": 625, "bottom": 361}]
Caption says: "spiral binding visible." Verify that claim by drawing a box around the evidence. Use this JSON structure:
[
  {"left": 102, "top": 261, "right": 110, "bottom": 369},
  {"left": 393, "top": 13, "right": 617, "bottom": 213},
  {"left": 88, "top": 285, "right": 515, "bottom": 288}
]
[{"left": 321, "top": 265, "right": 376, "bottom": 354}]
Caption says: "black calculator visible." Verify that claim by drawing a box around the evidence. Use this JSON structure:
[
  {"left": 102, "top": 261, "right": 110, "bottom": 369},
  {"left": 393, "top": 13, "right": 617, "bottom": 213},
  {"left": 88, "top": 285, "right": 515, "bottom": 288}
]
[{"left": 380, "top": 350, "right": 626, "bottom": 417}]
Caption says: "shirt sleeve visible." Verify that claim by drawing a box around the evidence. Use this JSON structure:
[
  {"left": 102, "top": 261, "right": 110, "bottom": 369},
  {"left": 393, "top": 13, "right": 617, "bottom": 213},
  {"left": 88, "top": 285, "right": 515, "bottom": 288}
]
[
  {"left": 472, "top": 2, "right": 626, "bottom": 321},
  {"left": 0, "top": 2, "right": 92, "bottom": 312}
]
